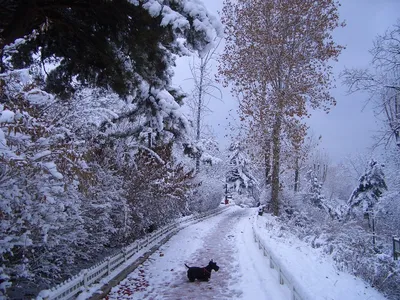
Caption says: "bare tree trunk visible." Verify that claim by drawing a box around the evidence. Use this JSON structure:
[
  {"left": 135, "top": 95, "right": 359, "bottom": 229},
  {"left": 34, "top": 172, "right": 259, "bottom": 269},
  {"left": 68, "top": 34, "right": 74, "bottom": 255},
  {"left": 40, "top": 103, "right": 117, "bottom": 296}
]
[
  {"left": 264, "top": 144, "right": 271, "bottom": 186},
  {"left": 294, "top": 160, "right": 299, "bottom": 192},
  {"left": 195, "top": 59, "right": 204, "bottom": 173},
  {"left": 188, "top": 39, "right": 221, "bottom": 173},
  {"left": 271, "top": 113, "right": 282, "bottom": 216},
  {"left": 322, "top": 164, "right": 328, "bottom": 184},
  {"left": 395, "top": 93, "right": 400, "bottom": 148},
  {"left": 148, "top": 121, "right": 152, "bottom": 148}
]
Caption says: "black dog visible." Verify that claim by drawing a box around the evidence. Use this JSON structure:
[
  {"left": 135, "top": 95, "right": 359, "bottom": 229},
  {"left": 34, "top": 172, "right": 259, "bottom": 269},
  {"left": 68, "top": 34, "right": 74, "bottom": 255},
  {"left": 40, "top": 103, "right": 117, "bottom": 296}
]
[{"left": 185, "top": 260, "right": 220, "bottom": 282}]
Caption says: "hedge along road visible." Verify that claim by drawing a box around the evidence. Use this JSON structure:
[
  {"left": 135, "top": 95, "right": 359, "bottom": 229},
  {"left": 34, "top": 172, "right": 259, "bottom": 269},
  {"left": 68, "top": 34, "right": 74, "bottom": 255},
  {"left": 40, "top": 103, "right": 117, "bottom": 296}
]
[{"left": 103, "top": 206, "right": 290, "bottom": 300}]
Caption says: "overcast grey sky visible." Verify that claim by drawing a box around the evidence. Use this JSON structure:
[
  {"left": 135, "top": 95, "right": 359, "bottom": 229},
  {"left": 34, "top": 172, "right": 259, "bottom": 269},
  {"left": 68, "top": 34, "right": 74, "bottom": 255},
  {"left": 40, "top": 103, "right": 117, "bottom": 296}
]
[{"left": 173, "top": 0, "right": 400, "bottom": 162}]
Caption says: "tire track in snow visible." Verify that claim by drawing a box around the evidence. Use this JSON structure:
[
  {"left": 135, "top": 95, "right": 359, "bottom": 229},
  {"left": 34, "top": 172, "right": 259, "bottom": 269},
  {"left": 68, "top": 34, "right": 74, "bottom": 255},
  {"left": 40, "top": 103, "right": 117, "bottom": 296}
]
[
  {"left": 160, "top": 207, "right": 246, "bottom": 300},
  {"left": 105, "top": 207, "right": 289, "bottom": 299}
]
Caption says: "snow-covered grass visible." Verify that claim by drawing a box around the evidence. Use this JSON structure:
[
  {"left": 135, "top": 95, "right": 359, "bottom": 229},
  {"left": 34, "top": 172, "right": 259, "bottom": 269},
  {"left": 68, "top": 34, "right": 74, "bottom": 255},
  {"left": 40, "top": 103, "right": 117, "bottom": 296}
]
[{"left": 255, "top": 211, "right": 387, "bottom": 300}]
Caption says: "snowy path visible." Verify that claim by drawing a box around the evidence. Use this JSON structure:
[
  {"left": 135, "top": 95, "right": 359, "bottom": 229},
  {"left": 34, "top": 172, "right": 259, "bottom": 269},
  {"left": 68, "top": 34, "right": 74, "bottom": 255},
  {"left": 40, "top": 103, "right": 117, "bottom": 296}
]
[{"left": 105, "top": 206, "right": 289, "bottom": 299}]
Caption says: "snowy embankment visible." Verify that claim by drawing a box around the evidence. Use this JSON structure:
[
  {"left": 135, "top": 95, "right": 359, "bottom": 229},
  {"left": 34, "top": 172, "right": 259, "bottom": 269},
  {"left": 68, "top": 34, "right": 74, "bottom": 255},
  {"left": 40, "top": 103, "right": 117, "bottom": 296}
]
[
  {"left": 93, "top": 206, "right": 387, "bottom": 300},
  {"left": 254, "top": 211, "right": 387, "bottom": 300}
]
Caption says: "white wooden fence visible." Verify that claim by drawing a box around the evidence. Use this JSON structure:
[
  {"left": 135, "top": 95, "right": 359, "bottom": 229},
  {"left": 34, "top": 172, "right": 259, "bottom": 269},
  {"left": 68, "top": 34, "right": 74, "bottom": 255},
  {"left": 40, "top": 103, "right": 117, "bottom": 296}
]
[
  {"left": 36, "top": 206, "right": 229, "bottom": 300},
  {"left": 252, "top": 227, "right": 307, "bottom": 300}
]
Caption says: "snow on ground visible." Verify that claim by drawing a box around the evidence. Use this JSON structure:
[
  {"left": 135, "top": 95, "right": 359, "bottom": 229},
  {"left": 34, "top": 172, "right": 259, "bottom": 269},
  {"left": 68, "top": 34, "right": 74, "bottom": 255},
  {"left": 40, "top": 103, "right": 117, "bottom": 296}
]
[
  {"left": 105, "top": 206, "right": 288, "bottom": 299},
  {"left": 254, "top": 212, "right": 387, "bottom": 300},
  {"left": 104, "top": 206, "right": 387, "bottom": 300}
]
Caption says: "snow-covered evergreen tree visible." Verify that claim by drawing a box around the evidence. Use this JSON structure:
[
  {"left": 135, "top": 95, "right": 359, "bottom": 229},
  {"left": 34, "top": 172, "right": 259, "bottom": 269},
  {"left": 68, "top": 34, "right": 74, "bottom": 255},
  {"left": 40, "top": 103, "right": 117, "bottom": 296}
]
[
  {"left": 309, "top": 170, "right": 325, "bottom": 208},
  {"left": 348, "top": 159, "right": 387, "bottom": 217},
  {"left": 302, "top": 168, "right": 329, "bottom": 218},
  {"left": 226, "top": 142, "right": 257, "bottom": 205}
]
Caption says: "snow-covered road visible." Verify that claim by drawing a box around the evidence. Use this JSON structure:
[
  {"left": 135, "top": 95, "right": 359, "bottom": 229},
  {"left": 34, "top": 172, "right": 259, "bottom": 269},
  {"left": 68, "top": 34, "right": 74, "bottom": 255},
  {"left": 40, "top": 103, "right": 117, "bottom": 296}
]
[
  {"left": 105, "top": 206, "right": 289, "bottom": 299},
  {"left": 103, "top": 205, "right": 387, "bottom": 300}
]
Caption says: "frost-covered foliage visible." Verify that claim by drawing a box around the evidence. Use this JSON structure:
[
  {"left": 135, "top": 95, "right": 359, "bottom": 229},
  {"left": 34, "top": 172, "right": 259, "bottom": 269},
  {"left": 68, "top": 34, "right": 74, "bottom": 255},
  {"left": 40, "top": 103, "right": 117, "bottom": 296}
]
[
  {"left": 380, "top": 150, "right": 400, "bottom": 235},
  {"left": 255, "top": 143, "right": 398, "bottom": 299},
  {"left": 348, "top": 159, "right": 387, "bottom": 217},
  {"left": 0, "top": 71, "right": 88, "bottom": 297},
  {"left": 297, "top": 166, "right": 345, "bottom": 220},
  {"left": 226, "top": 142, "right": 257, "bottom": 199},
  {"left": 384, "top": 147, "right": 400, "bottom": 189},
  {"left": 0, "top": 0, "right": 222, "bottom": 297},
  {"left": 266, "top": 203, "right": 400, "bottom": 300},
  {"left": 307, "top": 168, "right": 325, "bottom": 208},
  {"left": 322, "top": 162, "right": 357, "bottom": 201},
  {"left": 198, "top": 138, "right": 222, "bottom": 166},
  {"left": 188, "top": 138, "right": 225, "bottom": 212},
  {"left": 270, "top": 181, "right": 399, "bottom": 299},
  {"left": 125, "top": 143, "right": 194, "bottom": 229}
]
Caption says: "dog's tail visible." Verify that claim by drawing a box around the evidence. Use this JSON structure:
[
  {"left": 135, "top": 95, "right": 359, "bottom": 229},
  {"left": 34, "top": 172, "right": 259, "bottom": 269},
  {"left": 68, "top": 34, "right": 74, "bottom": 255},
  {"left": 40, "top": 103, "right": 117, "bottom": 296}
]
[{"left": 185, "top": 264, "right": 190, "bottom": 269}]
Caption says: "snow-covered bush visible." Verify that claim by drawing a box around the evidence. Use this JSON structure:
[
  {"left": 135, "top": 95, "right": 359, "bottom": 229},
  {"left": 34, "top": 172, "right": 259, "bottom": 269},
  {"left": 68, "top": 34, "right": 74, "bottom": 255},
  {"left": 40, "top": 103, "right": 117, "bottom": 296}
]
[
  {"left": 274, "top": 186, "right": 400, "bottom": 300},
  {"left": 125, "top": 144, "right": 194, "bottom": 231},
  {"left": 0, "top": 72, "right": 89, "bottom": 297},
  {"left": 188, "top": 139, "right": 225, "bottom": 212},
  {"left": 1, "top": 0, "right": 223, "bottom": 297},
  {"left": 190, "top": 174, "right": 224, "bottom": 212}
]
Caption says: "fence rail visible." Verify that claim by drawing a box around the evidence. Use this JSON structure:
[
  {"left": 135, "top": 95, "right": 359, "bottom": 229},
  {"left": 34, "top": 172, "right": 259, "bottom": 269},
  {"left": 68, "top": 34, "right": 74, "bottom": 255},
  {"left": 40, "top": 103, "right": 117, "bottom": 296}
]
[
  {"left": 37, "top": 206, "right": 229, "bottom": 300},
  {"left": 252, "top": 228, "right": 306, "bottom": 300}
]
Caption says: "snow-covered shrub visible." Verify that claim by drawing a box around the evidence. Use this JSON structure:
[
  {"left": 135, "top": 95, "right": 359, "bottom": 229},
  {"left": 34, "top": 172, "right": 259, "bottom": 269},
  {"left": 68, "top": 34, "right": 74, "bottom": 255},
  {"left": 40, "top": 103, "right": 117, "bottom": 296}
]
[
  {"left": 189, "top": 158, "right": 225, "bottom": 212},
  {"left": 189, "top": 175, "right": 224, "bottom": 212},
  {"left": 0, "top": 0, "right": 224, "bottom": 297},
  {"left": 125, "top": 144, "right": 194, "bottom": 231},
  {"left": 231, "top": 192, "right": 258, "bottom": 208},
  {"left": 0, "top": 73, "right": 89, "bottom": 297},
  {"left": 376, "top": 192, "right": 400, "bottom": 238},
  {"left": 185, "top": 137, "right": 227, "bottom": 212},
  {"left": 322, "top": 162, "right": 357, "bottom": 201},
  {"left": 325, "top": 221, "right": 400, "bottom": 300}
]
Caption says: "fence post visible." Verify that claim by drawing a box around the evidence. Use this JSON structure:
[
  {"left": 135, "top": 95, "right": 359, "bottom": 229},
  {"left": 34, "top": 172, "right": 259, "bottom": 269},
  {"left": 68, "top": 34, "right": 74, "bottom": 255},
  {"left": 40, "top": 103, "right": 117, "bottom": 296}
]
[
  {"left": 83, "top": 270, "right": 88, "bottom": 290},
  {"left": 107, "top": 258, "right": 111, "bottom": 275},
  {"left": 270, "top": 257, "right": 274, "bottom": 269},
  {"left": 279, "top": 268, "right": 284, "bottom": 285},
  {"left": 123, "top": 248, "right": 127, "bottom": 262}
]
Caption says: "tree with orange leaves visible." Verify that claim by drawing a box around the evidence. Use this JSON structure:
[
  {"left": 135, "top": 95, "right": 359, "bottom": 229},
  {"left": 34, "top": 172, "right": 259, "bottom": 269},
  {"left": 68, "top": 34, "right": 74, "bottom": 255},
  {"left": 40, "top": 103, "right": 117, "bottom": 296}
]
[{"left": 219, "top": 0, "right": 344, "bottom": 215}]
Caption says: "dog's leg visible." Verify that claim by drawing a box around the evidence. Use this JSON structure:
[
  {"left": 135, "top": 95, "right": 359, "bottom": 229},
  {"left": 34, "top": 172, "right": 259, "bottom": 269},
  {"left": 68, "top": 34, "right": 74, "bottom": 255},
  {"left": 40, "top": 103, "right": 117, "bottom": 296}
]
[{"left": 187, "top": 269, "right": 195, "bottom": 282}]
